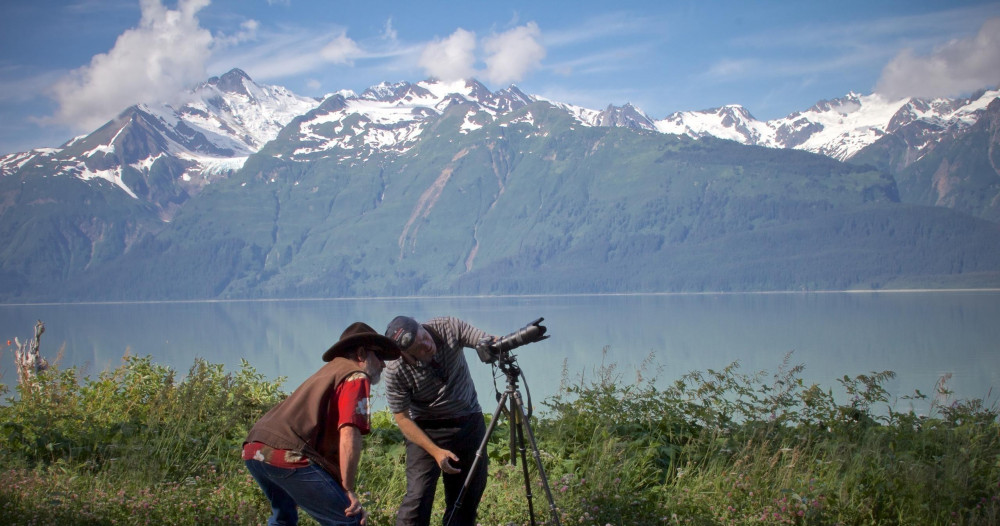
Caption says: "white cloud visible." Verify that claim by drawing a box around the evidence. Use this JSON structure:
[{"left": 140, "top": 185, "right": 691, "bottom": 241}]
[
  {"left": 418, "top": 24, "right": 546, "bottom": 85},
  {"left": 876, "top": 17, "right": 1000, "bottom": 99},
  {"left": 419, "top": 28, "right": 477, "bottom": 81},
  {"left": 0, "top": 68, "right": 65, "bottom": 104},
  {"left": 703, "top": 58, "right": 758, "bottom": 79},
  {"left": 547, "top": 44, "right": 646, "bottom": 78},
  {"left": 382, "top": 17, "right": 398, "bottom": 41},
  {"left": 209, "top": 29, "right": 327, "bottom": 80},
  {"left": 47, "top": 0, "right": 213, "bottom": 131},
  {"left": 321, "top": 32, "right": 362, "bottom": 65},
  {"left": 482, "top": 22, "right": 545, "bottom": 85},
  {"left": 215, "top": 19, "right": 259, "bottom": 47}
]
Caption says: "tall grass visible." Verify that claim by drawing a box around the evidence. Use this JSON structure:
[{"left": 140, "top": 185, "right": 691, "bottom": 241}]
[
  {"left": 1, "top": 351, "right": 997, "bottom": 525},
  {"left": 0, "top": 354, "right": 284, "bottom": 525},
  {"left": 537, "top": 353, "right": 1000, "bottom": 525}
]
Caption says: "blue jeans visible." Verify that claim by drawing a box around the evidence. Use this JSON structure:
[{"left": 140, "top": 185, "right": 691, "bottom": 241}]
[{"left": 245, "top": 459, "right": 360, "bottom": 526}]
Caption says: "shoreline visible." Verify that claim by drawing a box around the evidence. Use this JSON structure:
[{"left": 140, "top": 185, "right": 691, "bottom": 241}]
[{"left": 3, "top": 287, "right": 1000, "bottom": 307}]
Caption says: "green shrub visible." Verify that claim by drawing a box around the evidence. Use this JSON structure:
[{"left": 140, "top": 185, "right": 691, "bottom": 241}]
[
  {"left": 1, "top": 352, "right": 998, "bottom": 525},
  {"left": 2, "top": 355, "right": 284, "bottom": 480}
]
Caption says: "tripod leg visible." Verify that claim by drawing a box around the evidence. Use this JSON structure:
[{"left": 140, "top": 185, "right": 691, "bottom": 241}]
[
  {"left": 444, "top": 391, "right": 508, "bottom": 526},
  {"left": 510, "top": 394, "right": 538, "bottom": 526},
  {"left": 511, "top": 390, "right": 563, "bottom": 526},
  {"left": 510, "top": 402, "right": 518, "bottom": 466}
]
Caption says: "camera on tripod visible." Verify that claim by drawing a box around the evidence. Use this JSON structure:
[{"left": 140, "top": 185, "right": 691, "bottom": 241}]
[
  {"left": 475, "top": 317, "right": 548, "bottom": 364},
  {"left": 448, "top": 316, "right": 562, "bottom": 526}
]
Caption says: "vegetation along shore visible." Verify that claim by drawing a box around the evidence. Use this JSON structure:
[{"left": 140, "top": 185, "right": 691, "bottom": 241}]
[{"left": 1, "top": 350, "right": 998, "bottom": 525}]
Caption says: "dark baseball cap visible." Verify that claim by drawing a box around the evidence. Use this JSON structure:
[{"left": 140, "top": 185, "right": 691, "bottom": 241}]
[{"left": 385, "top": 316, "right": 420, "bottom": 350}]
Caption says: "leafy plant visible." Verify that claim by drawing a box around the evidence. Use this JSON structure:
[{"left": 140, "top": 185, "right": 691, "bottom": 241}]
[{"left": 2, "top": 352, "right": 998, "bottom": 525}]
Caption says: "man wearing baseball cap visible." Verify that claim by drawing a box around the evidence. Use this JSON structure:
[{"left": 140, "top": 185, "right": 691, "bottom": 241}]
[
  {"left": 383, "top": 315, "right": 497, "bottom": 526},
  {"left": 243, "top": 321, "right": 401, "bottom": 526}
]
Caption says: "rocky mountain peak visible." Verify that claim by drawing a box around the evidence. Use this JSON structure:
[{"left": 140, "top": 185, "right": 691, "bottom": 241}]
[
  {"left": 206, "top": 68, "right": 253, "bottom": 97},
  {"left": 596, "top": 103, "right": 655, "bottom": 131},
  {"left": 361, "top": 81, "right": 423, "bottom": 102}
]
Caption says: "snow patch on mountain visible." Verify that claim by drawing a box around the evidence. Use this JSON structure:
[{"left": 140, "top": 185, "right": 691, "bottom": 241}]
[
  {"left": 656, "top": 105, "right": 775, "bottom": 145},
  {"left": 653, "top": 88, "right": 999, "bottom": 161},
  {"left": 130, "top": 153, "right": 166, "bottom": 172},
  {"left": 421, "top": 79, "right": 474, "bottom": 102},
  {"left": 460, "top": 113, "right": 484, "bottom": 133},
  {"left": 536, "top": 97, "right": 602, "bottom": 127},
  {"left": 77, "top": 164, "right": 137, "bottom": 199},
  {"left": 505, "top": 111, "right": 536, "bottom": 128}
]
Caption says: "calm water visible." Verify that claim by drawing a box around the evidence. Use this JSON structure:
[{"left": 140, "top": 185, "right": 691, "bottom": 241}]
[{"left": 2, "top": 292, "right": 998, "bottom": 415}]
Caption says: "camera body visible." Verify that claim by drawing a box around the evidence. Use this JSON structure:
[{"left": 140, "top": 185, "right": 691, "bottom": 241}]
[{"left": 476, "top": 317, "right": 548, "bottom": 364}]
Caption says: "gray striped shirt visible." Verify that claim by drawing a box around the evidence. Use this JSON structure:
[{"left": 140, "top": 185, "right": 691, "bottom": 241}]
[{"left": 384, "top": 317, "right": 491, "bottom": 420}]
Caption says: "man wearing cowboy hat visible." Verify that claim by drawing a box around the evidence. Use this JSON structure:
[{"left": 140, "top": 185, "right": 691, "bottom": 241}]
[{"left": 243, "top": 321, "right": 401, "bottom": 526}]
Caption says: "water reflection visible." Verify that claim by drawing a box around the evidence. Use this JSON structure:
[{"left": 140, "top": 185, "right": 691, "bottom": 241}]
[{"left": 2, "top": 292, "right": 998, "bottom": 416}]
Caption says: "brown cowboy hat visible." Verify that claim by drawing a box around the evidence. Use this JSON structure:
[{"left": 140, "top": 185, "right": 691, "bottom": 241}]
[{"left": 323, "top": 322, "right": 401, "bottom": 362}]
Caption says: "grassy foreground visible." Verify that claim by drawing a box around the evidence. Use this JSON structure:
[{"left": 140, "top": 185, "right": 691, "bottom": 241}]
[{"left": 1, "top": 352, "right": 998, "bottom": 525}]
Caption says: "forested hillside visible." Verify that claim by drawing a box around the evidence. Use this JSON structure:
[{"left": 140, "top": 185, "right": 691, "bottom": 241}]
[{"left": 16, "top": 101, "right": 997, "bottom": 301}]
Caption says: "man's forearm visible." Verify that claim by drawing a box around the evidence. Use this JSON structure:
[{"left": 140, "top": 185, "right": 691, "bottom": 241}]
[
  {"left": 393, "top": 411, "right": 439, "bottom": 453},
  {"left": 340, "top": 426, "right": 363, "bottom": 491}
]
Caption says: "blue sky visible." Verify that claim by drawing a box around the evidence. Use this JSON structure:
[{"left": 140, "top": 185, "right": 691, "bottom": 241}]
[{"left": 2, "top": 0, "right": 999, "bottom": 155}]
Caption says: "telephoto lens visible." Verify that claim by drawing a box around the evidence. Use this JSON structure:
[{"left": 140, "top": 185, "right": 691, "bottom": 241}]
[{"left": 493, "top": 318, "right": 548, "bottom": 353}]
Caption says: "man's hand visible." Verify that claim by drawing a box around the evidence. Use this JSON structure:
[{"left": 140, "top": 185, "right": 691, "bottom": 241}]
[
  {"left": 433, "top": 448, "right": 461, "bottom": 474},
  {"left": 393, "top": 411, "right": 464, "bottom": 474},
  {"left": 345, "top": 490, "right": 368, "bottom": 525},
  {"left": 393, "top": 411, "right": 462, "bottom": 474}
]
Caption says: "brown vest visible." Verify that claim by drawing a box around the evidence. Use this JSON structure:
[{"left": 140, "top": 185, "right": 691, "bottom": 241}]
[{"left": 245, "top": 357, "right": 367, "bottom": 481}]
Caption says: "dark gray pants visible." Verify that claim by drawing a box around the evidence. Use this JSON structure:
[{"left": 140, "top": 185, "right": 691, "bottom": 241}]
[{"left": 396, "top": 413, "right": 488, "bottom": 526}]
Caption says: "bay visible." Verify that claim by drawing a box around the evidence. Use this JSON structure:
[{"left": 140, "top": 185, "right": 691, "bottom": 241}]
[{"left": 2, "top": 291, "right": 998, "bottom": 416}]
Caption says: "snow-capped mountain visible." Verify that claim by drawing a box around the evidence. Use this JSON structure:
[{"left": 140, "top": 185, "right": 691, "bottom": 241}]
[
  {"left": 4, "top": 69, "right": 1000, "bottom": 302},
  {"left": 279, "top": 76, "right": 997, "bottom": 168},
  {"left": 0, "top": 69, "right": 318, "bottom": 218},
  {"left": 3, "top": 68, "right": 998, "bottom": 221},
  {"left": 654, "top": 88, "right": 1000, "bottom": 162},
  {"left": 656, "top": 104, "right": 773, "bottom": 145},
  {"left": 272, "top": 78, "right": 537, "bottom": 162}
]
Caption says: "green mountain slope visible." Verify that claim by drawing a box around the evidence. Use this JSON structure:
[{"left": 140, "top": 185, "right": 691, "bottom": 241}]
[
  {"left": 0, "top": 171, "right": 162, "bottom": 300},
  {"left": 39, "top": 101, "right": 998, "bottom": 302}
]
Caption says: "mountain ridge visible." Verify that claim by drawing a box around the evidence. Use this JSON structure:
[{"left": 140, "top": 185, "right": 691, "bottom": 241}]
[
  {"left": 4, "top": 69, "right": 996, "bottom": 201},
  {"left": 2, "top": 69, "right": 999, "bottom": 301}
]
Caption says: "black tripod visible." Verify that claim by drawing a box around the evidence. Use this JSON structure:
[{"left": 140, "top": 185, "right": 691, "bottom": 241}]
[{"left": 445, "top": 350, "right": 562, "bottom": 526}]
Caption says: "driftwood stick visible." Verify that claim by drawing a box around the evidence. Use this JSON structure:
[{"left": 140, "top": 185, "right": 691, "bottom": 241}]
[{"left": 13, "top": 320, "right": 48, "bottom": 390}]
